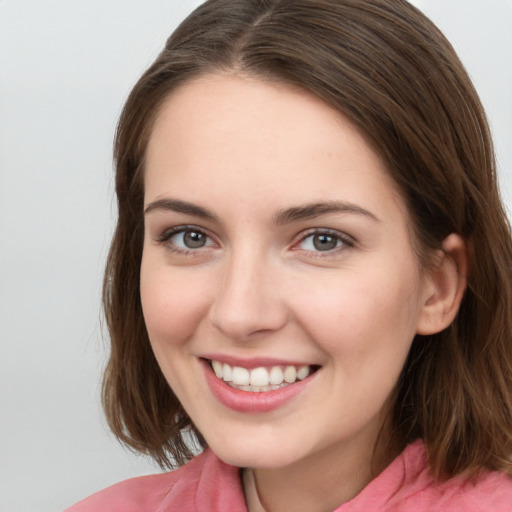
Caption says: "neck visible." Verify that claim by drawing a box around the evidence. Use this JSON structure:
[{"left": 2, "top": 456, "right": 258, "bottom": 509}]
[{"left": 248, "top": 428, "right": 395, "bottom": 512}]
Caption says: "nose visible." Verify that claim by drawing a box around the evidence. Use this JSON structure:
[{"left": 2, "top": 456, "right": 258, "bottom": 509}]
[{"left": 209, "top": 251, "right": 288, "bottom": 341}]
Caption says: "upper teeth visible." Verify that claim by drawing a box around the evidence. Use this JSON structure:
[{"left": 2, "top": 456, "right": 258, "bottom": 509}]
[{"left": 211, "top": 360, "right": 311, "bottom": 390}]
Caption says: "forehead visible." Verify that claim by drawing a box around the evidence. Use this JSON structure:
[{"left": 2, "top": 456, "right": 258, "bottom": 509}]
[{"left": 144, "top": 73, "right": 406, "bottom": 224}]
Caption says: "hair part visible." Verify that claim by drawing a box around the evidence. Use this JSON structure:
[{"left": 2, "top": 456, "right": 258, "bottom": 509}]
[{"left": 102, "top": 0, "right": 512, "bottom": 476}]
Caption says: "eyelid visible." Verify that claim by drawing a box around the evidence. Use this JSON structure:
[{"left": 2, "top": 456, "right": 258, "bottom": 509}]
[
  {"left": 155, "top": 224, "right": 218, "bottom": 252},
  {"left": 157, "top": 224, "right": 206, "bottom": 239},
  {"left": 154, "top": 225, "right": 354, "bottom": 258},
  {"left": 292, "top": 228, "right": 355, "bottom": 254}
]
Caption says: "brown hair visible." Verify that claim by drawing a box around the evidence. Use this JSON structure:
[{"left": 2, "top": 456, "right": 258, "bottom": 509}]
[{"left": 102, "top": 0, "right": 512, "bottom": 476}]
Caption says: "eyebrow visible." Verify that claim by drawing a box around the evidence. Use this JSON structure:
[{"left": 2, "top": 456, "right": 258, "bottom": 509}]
[
  {"left": 144, "top": 198, "right": 379, "bottom": 224},
  {"left": 144, "top": 198, "right": 218, "bottom": 221},
  {"left": 273, "top": 201, "right": 379, "bottom": 224}
]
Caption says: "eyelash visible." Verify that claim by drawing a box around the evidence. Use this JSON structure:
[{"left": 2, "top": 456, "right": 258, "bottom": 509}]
[
  {"left": 155, "top": 226, "right": 354, "bottom": 257},
  {"left": 293, "top": 229, "right": 355, "bottom": 257},
  {"left": 156, "top": 225, "right": 216, "bottom": 256}
]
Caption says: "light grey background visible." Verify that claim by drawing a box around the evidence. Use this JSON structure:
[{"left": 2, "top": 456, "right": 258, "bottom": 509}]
[{"left": 1, "top": 1, "right": 511, "bottom": 511}]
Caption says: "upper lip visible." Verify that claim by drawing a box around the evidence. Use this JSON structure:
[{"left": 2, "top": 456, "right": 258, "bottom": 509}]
[{"left": 200, "top": 354, "right": 318, "bottom": 369}]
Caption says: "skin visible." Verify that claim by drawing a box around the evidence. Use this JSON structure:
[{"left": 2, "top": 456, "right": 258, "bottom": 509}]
[{"left": 140, "top": 73, "right": 466, "bottom": 512}]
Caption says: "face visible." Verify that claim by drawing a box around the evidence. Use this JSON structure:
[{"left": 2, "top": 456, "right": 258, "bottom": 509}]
[{"left": 140, "top": 74, "right": 433, "bottom": 471}]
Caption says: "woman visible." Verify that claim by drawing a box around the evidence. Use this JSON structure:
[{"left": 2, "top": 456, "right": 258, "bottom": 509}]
[{"left": 67, "top": 0, "right": 512, "bottom": 510}]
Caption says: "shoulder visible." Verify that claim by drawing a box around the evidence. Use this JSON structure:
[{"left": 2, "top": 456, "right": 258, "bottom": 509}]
[
  {"left": 346, "top": 441, "right": 512, "bottom": 512},
  {"left": 397, "top": 469, "right": 512, "bottom": 512},
  {"left": 390, "top": 442, "right": 512, "bottom": 512},
  {"left": 64, "top": 470, "right": 181, "bottom": 512},
  {"left": 64, "top": 449, "right": 247, "bottom": 512}
]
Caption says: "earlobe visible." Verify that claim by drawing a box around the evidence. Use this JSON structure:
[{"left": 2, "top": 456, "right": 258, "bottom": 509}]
[{"left": 416, "top": 234, "right": 468, "bottom": 335}]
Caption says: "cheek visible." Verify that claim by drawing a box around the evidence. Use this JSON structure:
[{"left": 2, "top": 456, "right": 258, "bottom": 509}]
[
  {"left": 139, "top": 258, "right": 212, "bottom": 346},
  {"left": 291, "top": 263, "right": 423, "bottom": 359}
]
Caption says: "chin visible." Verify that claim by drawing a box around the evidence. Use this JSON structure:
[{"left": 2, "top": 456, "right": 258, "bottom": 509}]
[{"left": 205, "top": 434, "right": 307, "bottom": 470}]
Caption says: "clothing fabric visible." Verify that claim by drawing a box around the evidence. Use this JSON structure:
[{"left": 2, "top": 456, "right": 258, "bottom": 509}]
[{"left": 65, "top": 441, "right": 512, "bottom": 511}]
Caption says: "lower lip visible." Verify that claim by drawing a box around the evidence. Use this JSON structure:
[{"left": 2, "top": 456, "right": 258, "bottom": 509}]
[{"left": 201, "top": 360, "right": 316, "bottom": 413}]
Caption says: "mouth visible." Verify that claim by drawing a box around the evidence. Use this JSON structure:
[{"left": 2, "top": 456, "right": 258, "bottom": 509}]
[
  {"left": 208, "top": 359, "right": 320, "bottom": 392},
  {"left": 200, "top": 358, "right": 321, "bottom": 412}
]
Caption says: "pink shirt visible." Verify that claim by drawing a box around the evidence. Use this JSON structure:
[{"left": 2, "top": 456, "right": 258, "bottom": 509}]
[{"left": 66, "top": 441, "right": 512, "bottom": 511}]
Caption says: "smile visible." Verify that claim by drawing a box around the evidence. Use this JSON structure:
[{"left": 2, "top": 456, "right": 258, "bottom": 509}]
[
  {"left": 201, "top": 358, "right": 320, "bottom": 412},
  {"left": 210, "top": 360, "right": 314, "bottom": 392}
]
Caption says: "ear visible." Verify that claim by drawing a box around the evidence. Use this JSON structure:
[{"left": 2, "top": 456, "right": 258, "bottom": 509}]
[{"left": 416, "top": 234, "right": 468, "bottom": 335}]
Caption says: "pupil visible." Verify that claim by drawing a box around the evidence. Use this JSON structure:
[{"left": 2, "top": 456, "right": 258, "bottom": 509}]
[
  {"left": 313, "top": 234, "right": 337, "bottom": 251},
  {"left": 184, "top": 230, "right": 206, "bottom": 248}
]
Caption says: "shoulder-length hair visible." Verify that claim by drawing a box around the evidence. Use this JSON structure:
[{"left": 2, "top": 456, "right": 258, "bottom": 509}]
[{"left": 102, "top": 0, "right": 512, "bottom": 476}]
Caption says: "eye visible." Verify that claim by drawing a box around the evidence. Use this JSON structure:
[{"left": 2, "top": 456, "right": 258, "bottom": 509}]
[
  {"left": 175, "top": 229, "right": 209, "bottom": 249},
  {"left": 157, "top": 226, "right": 216, "bottom": 253},
  {"left": 296, "top": 230, "right": 353, "bottom": 253}
]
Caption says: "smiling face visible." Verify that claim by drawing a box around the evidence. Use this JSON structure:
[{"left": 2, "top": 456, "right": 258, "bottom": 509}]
[{"left": 140, "top": 74, "right": 434, "bottom": 471}]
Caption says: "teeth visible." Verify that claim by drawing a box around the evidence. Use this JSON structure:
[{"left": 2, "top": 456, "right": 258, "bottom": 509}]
[
  {"left": 232, "top": 366, "right": 250, "bottom": 386},
  {"left": 222, "top": 363, "right": 232, "bottom": 382},
  {"left": 210, "top": 360, "right": 313, "bottom": 392},
  {"left": 283, "top": 366, "right": 297, "bottom": 383},
  {"left": 297, "top": 365, "right": 310, "bottom": 380},
  {"left": 269, "top": 366, "right": 284, "bottom": 385},
  {"left": 250, "top": 367, "right": 269, "bottom": 387},
  {"left": 212, "top": 360, "right": 223, "bottom": 378}
]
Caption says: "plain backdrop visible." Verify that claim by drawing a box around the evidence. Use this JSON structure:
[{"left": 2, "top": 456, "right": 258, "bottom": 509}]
[{"left": 1, "top": 1, "right": 511, "bottom": 511}]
